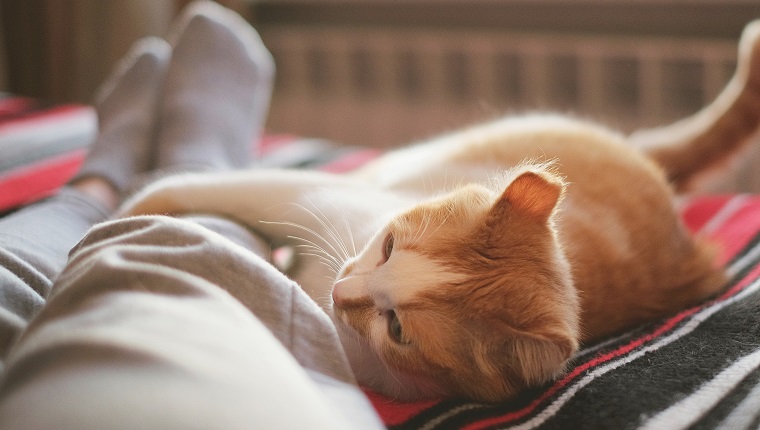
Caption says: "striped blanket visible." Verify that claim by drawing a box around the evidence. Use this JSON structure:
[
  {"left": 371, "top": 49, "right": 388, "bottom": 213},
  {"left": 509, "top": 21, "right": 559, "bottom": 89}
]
[
  {"left": 0, "top": 96, "right": 95, "bottom": 212},
  {"left": 3, "top": 100, "right": 759, "bottom": 429}
]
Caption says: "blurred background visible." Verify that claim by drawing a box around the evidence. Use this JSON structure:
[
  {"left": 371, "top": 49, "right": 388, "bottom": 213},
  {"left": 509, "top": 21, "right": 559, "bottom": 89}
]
[{"left": 2, "top": 0, "right": 760, "bottom": 189}]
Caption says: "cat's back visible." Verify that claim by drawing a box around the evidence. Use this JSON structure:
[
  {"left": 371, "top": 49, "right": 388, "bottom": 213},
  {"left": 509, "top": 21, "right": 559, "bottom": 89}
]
[
  {"left": 443, "top": 115, "right": 665, "bottom": 192},
  {"left": 356, "top": 115, "right": 667, "bottom": 200}
]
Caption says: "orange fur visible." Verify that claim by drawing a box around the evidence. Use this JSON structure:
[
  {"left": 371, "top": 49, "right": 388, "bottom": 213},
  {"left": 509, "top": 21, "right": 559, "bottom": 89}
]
[
  {"left": 333, "top": 115, "right": 731, "bottom": 401},
  {"left": 630, "top": 20, "right": 760, "bottom": 191}
]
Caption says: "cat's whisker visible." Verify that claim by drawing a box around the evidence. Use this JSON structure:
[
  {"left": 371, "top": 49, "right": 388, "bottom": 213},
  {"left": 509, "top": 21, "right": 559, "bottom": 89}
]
[
  {"left": 276, "top": 203, "right": 348, "bottom": 262},
  {"left": 261, "top": 220, "right": 347, "bottom": 264},
  {"left": 317, "top": 288, "right": 334, "bottom": 304},
  {"left": 294, "top": 244, "right": 342, "bottom": 267},
  {"left": 298, "top": 249, "right": 341, "bottom": 271},
  {"left": 296, "top": 244, "right": 336, "bottom": 262},
  {"left": 300, "top": 253, "right": 340, "bottom": 274},
  {"left": 324, "top": 198, "right": 358, "bottom": 259},
  {"left": 291, "top": 241, "right": 343, "bottom": 267},
  {"left": 285, "top": 234, "right": 344, "bottom": 267},
  {"left": 408, "top": 216, "right": 426, "bottom": 248},
  {"left": 341, "top": 210, "right": 357, "bottom": 258},
  {"left": 288, "top": 203, "right": 349, "bottom": 261},
  {"left": 299, "top": 198, "right": 352, "bottom": 261},
  {"left": 291, "top": 239, "right": 341, "bottom": 264}
]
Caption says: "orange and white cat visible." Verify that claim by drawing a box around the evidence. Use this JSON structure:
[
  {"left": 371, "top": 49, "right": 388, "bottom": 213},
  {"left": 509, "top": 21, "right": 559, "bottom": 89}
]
[{"left": 119, "top": 21, "right": 760, "bottom": 402}]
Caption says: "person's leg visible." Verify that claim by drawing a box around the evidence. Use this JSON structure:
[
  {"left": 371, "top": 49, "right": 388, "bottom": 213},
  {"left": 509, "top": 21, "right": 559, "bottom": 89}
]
[
  {"left": 0, "top": 3, "right": 379, "bottom": 428},
  {"left": 0, "top": 215, "right": 383, "bottom": 429},
  {"left": 0, "top": 190, "right": 107, "bottom": 360},
  {"left": 72, "top": 37, "right": 170, "bottom": 198},
  {"left": 117, "top": 6, "right": 377, "bottom": 424},
  {"left": 0, "top": 39, "right": 170, "bottom": 360},
  {"left": 155, "top": 0, "right": 273, "bottom": 172}
]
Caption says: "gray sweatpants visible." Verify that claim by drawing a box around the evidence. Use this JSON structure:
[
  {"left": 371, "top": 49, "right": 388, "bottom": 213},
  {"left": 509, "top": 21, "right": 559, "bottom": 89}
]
[{"left": 0, "top": 188, "right": 381, "bottom": 429}]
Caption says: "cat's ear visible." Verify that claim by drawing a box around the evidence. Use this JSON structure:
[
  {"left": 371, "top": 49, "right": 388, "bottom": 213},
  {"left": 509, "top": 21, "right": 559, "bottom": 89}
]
[
  {"left": 473, "top": 314, "right": 578, "bottom": 398},
  {"left": 508, "top": 330, "right": 577, "bottom": 386},
  {"left": 494, "top": 170, "right": 565, "bottom": 221}
]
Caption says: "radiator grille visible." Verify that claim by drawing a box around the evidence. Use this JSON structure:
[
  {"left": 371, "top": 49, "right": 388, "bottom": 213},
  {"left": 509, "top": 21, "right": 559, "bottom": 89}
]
[{"left": 260, "top": 26, "right": 759, "bottom": 191}]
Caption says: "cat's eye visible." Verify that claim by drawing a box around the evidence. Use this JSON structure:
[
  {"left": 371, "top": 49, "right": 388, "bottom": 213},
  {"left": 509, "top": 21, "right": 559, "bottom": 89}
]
[
  {"left": 387, "top": 310, "right": 407, "bottom": 344},
  {"left": 382, "top": 233, "right": 394, "bottom": 262}
]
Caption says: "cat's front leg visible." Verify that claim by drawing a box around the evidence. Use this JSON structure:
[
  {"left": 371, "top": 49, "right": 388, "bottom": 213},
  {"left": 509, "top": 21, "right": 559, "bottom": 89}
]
[
  {"left": 118, "top": 169, "right": 393, "bottom": 244},
  {"left": 117, "top": 173, "right": 201, "bottom": 217},
  {"left": 118, "top": 169, "right": 401, "bottom": 307}
]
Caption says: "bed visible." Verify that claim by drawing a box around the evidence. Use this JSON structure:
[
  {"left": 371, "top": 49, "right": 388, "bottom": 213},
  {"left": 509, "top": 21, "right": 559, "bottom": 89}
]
[{"left": 2, "top": 94, "right": 759, "bottom": 428}]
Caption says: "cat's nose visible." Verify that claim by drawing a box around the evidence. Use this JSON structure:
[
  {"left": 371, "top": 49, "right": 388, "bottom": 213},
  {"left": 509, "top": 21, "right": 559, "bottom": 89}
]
[
  {"left": 332, "top": 278, "right": 347, "bottom": 307},
  {"left": 333, "top": 275, "right": 367, "bottom": 308},
  {"left": 332, "top": 276, "right": 355, "bottom": 307}
]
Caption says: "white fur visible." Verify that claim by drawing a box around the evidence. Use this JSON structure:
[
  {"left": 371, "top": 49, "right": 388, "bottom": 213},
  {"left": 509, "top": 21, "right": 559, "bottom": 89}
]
[{"left": 333, "top": 250, "right": 466, "bottom": 309}]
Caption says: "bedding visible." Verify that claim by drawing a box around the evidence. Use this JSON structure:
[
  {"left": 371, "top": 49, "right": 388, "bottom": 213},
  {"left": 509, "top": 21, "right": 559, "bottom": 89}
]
[
  {"left": 3, "top": 113, "right": 760, "bottom": 429},
  {"left": 0, "top": 95, "right": 95, "bottom": 212}
]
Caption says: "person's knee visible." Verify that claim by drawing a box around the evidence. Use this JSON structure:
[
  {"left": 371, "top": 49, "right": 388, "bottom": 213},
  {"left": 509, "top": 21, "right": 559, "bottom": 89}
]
[{"left": 73, "top": 215, "right": 211, "bottom": 256}]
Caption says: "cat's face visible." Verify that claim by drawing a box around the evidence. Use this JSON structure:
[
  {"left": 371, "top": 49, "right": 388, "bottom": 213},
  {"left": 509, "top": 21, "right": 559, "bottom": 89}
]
[{"left": 331, "top": 168, "right": 580, "bottom": 402}]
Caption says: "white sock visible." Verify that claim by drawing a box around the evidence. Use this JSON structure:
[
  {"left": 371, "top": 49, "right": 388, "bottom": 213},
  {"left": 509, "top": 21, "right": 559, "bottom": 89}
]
[
  {"left": 73, "top": 37, "right": 170, "bottom": 194},
  {"left": 154, "top": 0, "right": 275, "bottom": 172}
]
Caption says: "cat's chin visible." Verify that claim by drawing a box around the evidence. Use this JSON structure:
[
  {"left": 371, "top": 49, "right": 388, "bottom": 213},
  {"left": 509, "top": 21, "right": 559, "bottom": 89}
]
[{"left": 331, "top": 315, "right": 445, "bottom": 401}]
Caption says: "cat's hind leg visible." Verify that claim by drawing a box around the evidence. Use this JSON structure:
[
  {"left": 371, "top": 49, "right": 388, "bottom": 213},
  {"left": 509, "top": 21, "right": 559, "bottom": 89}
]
[{"left": 629, "top": 19, "right": 760, "bottom": 191}]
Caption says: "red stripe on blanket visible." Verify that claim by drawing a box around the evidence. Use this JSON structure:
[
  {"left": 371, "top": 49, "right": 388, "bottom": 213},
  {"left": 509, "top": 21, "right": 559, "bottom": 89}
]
[
  {"left": 682, "top": 195, "right": 760, "bottom": 265},
  {"left": 0, "top": 104, "right": 95, "bottom": 135},
  {"left": 708, "top": 197, "right": 760, "bottom": 265},
  {"left": 257, "top": 133, "right": 301, "bottom": 156},
  {"left": 0, "top": 96, "right": 35, "bottom": 117},
  {"left": 681, "top": 195, "right": 734, "bottom": 233},
  {"left": 0, "top": 150, "right": 85, "bottom": 210},
  {"left": 363, "top": 390, "right": 440, "bottom": 426}
]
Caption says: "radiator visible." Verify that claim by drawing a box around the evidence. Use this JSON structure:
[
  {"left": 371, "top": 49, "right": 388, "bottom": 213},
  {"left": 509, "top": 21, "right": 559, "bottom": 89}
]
[{"left": 260, "top": 25, "right": 759, "bottom": 192}]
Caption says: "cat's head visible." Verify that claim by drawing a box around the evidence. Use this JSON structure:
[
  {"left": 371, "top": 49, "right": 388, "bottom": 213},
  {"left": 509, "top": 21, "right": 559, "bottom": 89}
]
[{"left": 331, "top": 165, "right": 580, "bottom": 402}]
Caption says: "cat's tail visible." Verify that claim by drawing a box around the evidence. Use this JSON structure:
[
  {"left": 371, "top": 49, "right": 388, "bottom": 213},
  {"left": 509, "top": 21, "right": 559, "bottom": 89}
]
[{"left": 628, "top": 20, "right": 760, "bottom": 192}]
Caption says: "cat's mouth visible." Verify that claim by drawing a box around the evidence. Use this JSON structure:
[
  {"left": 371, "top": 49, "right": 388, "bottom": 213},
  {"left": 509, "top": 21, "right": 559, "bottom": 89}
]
[{"left": 332, "top": 318, "right": 414, "bottom": 399}]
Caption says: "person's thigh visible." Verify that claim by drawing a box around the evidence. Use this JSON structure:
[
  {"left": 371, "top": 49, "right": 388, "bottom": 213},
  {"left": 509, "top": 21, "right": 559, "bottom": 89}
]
[
  {"left": 0, "top": 215, "right": 381, "bottom": 429},
  {"left": 0, "top": 188, "right": 108, "bottom": 359}
]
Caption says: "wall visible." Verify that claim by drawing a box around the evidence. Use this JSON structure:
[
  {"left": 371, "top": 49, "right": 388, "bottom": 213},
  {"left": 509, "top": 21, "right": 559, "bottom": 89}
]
[{"left": 0, "top": 0, "right": 175, "bottom": 103}]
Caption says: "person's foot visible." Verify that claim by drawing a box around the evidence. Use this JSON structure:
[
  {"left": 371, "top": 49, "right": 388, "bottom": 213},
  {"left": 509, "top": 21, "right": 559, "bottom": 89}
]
[
  {"left": 154, "top": 0, "right": 275, "bottom": 172},
  {"left": 71, "top": 37, "right": 171, "bottom": 208}
]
